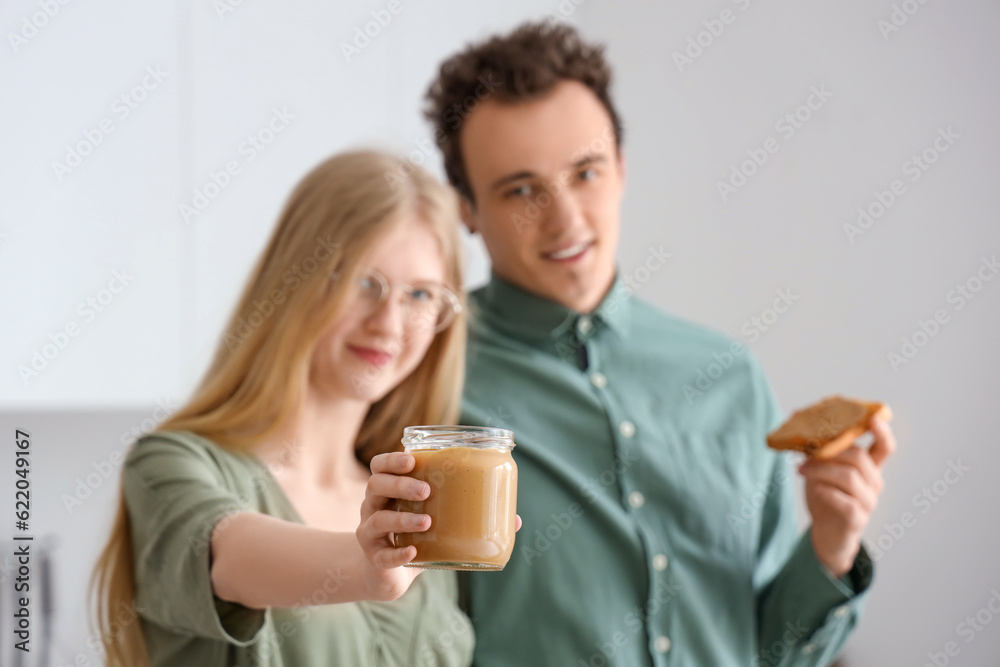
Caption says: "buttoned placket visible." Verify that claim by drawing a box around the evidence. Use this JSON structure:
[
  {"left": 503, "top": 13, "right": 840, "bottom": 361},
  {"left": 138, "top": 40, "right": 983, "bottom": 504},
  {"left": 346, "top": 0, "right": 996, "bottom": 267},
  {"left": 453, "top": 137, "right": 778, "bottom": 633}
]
[{"left": 571, "top": 314, "right": 674, "bottom": 665}]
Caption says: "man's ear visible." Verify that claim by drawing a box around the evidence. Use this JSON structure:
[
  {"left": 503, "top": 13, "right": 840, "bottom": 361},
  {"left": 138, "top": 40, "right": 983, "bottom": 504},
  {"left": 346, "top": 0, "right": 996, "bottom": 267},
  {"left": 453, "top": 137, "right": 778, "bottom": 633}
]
[{"left": 459, "top": 196, "right": 478, "bottom": 234}]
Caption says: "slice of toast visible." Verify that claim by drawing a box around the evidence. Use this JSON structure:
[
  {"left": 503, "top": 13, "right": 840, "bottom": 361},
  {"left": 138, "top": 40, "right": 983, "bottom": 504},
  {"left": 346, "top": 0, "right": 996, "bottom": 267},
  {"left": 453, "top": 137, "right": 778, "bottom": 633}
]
[{"left": 766, "top": 396, "right": 892, "bottom": 459}]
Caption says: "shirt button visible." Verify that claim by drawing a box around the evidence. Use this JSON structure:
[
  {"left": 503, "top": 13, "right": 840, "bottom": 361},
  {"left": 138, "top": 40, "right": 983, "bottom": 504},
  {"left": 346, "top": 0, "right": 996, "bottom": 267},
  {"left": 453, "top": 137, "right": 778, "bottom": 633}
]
[
  {"left": 590, "top": 372, "right": 607, "bottom": 388},
  {"left": 619, "top": 420, "right": 636, "bottom": 438},
  {"left": 628, "top": 491, "right": 645, "bottom": 508},
  {"left": 654, "top": 636, "right": 671, "bottom": 653},
  {"left": 652, "top": 554, "right": 669, "bottom": 571},
  {"left": 802, "top": 643, "right": 816, "bottom": 654},
  {"left": 577, "top": 316, "right": 593, "bottom": 335},
  {"left": 833, "top": 605, "right": 849, "bottom": 619}
]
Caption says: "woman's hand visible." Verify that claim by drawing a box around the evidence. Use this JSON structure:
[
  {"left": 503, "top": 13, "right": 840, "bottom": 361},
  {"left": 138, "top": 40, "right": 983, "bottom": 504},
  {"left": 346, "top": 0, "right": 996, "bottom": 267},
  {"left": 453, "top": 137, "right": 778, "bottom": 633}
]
[
  {"left": 357, "top": 451, "right": 525, "bottom": 601},
  {"left": 356, "top": 452, "right": 431, "bottom": 601}
]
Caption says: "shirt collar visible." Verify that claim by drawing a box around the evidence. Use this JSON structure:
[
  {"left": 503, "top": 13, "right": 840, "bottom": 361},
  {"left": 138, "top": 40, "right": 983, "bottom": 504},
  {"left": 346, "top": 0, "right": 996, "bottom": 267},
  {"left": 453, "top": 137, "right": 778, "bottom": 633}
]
[{"left": 471, "top": 271, "right": 632, "bottom": 342}]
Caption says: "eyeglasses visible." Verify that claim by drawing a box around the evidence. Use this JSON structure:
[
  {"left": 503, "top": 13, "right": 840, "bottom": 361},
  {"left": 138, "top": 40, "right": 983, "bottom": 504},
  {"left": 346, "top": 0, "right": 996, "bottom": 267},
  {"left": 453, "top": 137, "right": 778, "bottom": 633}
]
[{"left": 332, "top": 268, "right": 462, "bottom": 333}]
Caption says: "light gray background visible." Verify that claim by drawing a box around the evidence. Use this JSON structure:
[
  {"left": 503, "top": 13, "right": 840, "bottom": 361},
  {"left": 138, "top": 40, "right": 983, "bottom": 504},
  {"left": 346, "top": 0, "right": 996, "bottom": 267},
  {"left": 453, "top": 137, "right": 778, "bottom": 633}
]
[{"left": 1, "top": 0, "right": 998, "bottom": 665}]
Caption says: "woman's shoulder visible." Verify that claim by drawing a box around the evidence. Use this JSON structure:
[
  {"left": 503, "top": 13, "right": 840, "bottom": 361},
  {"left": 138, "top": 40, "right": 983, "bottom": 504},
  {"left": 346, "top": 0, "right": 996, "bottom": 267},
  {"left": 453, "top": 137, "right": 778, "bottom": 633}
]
[
  {"left": 121, "top": 429, "right": 292, "bottom": 524},
  {"left": 124, "top": 429, "right": 263, "bottom": 484}
]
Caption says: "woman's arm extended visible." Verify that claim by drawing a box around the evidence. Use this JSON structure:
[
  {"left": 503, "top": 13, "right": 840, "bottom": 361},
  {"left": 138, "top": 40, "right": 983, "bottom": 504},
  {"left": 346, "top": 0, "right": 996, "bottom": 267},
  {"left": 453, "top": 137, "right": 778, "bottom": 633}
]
[{"left": 210, "top": 452, "right": 431, "bottom": 609}]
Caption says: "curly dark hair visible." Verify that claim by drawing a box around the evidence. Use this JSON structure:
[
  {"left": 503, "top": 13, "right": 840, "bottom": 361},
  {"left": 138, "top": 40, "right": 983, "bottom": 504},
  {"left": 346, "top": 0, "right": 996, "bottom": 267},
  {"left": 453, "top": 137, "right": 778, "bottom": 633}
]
[{"left": 424, "top": 20, "right": 624, "bottom": 205}]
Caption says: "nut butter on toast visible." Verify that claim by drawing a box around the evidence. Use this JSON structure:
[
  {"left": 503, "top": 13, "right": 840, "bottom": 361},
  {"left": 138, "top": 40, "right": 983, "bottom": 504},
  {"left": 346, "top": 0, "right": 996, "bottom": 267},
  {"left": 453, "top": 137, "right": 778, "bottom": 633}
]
[{"left": 766, "top": 396, "right": 893, "bottom": 459}]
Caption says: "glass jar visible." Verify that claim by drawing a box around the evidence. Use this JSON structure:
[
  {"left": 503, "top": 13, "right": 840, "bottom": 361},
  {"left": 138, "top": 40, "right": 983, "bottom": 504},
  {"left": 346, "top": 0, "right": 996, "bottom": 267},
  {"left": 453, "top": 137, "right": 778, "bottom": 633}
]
[{"left": 394, "top": 425, "right": 518, "bottom": 571}]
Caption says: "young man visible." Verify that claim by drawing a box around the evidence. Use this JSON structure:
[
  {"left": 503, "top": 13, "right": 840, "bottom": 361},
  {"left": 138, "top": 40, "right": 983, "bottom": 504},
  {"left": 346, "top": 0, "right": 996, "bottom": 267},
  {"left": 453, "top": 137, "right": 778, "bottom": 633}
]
[{"left": 424, "top": 21, "right": 895, "bottom": 666}]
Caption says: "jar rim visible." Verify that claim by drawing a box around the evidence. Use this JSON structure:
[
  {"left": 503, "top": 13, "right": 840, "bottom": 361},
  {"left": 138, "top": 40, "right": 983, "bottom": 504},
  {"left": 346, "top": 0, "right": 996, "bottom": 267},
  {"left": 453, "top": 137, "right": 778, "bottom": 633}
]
[{"left": 402, "top": 425, "right": 515, "bottom": 449}]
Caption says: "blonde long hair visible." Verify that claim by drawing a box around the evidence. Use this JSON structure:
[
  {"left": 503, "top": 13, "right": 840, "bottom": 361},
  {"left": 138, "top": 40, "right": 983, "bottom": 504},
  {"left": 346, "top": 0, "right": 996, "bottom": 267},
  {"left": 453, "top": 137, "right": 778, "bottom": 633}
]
[{"left": 89, "top": 150, "right": 466, "bottom": 667}]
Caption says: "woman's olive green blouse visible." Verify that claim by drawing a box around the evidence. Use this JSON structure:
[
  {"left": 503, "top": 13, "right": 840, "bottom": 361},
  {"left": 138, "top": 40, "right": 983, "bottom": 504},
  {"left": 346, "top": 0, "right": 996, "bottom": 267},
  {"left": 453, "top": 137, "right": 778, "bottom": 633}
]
[{"left": 123, "top": 431, "right": 473, "bottom": 666}]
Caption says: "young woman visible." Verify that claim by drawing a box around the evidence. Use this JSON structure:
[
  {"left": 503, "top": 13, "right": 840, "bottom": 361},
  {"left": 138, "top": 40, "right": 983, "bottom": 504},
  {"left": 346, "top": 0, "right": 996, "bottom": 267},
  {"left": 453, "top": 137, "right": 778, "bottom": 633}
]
[{"left": 90, "top": 150, "right": 478, "bottom": 666}]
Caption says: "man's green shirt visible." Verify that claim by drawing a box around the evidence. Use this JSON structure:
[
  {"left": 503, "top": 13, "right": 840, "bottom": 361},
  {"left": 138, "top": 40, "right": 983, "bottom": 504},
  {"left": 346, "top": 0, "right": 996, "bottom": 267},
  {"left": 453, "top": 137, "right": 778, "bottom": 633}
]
[{"left": 460, "top": 274, "right": 872, "bottom": 667}]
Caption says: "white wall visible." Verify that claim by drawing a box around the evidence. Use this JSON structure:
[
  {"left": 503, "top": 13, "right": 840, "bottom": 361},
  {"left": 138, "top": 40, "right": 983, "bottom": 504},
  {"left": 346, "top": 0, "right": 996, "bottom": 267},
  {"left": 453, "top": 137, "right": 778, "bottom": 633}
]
[
  {"left": 1, "top": 0, "right": 538, "bottom": 409},
  {"left": 2, "top": 0, "right": 999, "bottom": 665}
]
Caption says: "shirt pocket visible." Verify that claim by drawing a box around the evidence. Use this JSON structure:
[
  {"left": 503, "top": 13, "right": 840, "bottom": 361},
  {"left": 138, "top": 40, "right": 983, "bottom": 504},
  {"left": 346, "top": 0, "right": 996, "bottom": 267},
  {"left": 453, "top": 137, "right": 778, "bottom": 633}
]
[{"left": 669, "top": 432, "right": 769, "bottom": 567}]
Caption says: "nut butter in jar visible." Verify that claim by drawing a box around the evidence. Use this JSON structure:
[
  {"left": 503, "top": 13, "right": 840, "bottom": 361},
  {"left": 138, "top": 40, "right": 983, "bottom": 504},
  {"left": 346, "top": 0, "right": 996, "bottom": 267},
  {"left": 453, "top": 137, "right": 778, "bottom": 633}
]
[{"left": 394, "top": 425, "right": 517, "bottom": 571}]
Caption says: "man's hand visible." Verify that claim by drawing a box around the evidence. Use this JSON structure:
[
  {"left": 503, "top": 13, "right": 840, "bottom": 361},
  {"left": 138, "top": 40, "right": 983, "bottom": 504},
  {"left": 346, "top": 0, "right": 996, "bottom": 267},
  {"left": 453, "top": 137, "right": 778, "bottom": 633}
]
[{"left": 798, "top": 416, "right": 897, "bottom": 577}]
